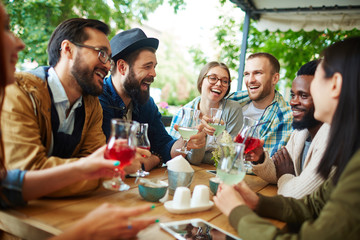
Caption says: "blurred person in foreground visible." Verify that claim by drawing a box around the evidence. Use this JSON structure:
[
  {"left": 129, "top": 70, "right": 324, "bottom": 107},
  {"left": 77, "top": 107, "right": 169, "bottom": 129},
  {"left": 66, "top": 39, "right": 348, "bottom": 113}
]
[
  {"left": 250, "top": 60, "right": 331, "bottom": 199},
  {"left": 169, "top": 61, "right": 243, "bottom": 165},
  {"left": 0, "top": 4, "right": 157, "bottom": 239},
  {"left": 1, "top": 17, "right": 142, "bottom": 197},
  {"left": 214, "top": 37, "right": 360, "bottom": 239}
]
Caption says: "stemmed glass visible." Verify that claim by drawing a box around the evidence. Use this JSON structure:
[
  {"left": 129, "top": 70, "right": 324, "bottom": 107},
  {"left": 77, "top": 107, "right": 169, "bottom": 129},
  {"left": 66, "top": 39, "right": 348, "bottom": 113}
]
[
  {"left": 207, "top": 108, "right": 226, "bottom": 148},
  {"left": 217, "top": 143, "right": 246, "bottom": 185},
  {"left": 175, "top": 108, "right": 201, "bottom": 154},
  {"left": 135, "top": 123, "right": 150, "bottom": 178},
  {"left": 234, "top": 117, "right": 261, "bottom": 173},
  {"left": 103, "top": 119, "right": 139, "bottom": 191}
]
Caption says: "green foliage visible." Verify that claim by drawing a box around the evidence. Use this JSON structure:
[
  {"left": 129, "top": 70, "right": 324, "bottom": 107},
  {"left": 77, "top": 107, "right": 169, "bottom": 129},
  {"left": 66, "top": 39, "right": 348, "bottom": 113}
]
[
  {"left": 190, "top": 2, "right": 360, "bottom": 88},
  {"left": 189, "top": 47, "right": 207, "bottom": 68},
  {"left": 214, "top": 15, "right": 240, "bottom": 71},
  {"left": 167, "top": 0, "right": 186, "bottom": 13},
  {"left": 248, "top": 26, "right": 360, "bottom": 87},
  {"left": 152, "top": 33, "right": 198, "bottom": 106},
  {"left": 5, "top": 0, "right": 62, "bottom": 64},
  {"left": 4, "top": 0, "right": 186, "bottom": 65},
  {"left": 189, "top": 6, "right": 242, "bottom": 81},
  {"left": 5, "top": 0, "right": 193, "bottom": 106}
]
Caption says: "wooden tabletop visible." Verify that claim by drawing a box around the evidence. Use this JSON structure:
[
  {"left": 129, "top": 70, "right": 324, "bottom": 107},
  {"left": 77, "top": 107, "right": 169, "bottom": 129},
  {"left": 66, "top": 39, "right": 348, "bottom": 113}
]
[{"left": 0, "top": 165, "right": 281, "bottom": 240}]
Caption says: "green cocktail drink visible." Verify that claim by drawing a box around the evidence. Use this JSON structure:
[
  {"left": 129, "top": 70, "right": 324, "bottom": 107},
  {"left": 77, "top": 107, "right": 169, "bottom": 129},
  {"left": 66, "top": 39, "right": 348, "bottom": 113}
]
[{"left": 178, "top": 127, "right": 198, "bottom": 140}]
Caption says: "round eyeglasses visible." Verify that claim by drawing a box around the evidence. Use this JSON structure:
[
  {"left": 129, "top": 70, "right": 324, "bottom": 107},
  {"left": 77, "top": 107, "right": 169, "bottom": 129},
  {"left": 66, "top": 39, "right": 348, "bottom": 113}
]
[
  {"left": 205, "top": 74, "right": 230, "bottom": 87},
  {"left": 70, "top": 41, "right": 114, "bottom": 65}
]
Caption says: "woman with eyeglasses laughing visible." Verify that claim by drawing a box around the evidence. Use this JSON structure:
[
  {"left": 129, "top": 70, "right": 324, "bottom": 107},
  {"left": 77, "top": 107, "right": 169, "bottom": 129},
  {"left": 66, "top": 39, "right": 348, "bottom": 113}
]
[{"left": 169, "top": 61, "right": 243, "bottom": 165}]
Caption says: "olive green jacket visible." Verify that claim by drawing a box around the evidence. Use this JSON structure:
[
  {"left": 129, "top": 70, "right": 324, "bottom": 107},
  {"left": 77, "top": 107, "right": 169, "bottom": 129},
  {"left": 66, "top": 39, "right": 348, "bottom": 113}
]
[
  {"left": 2, "top": 70, "right": 106, "bottom": 197},
  {"left": 229, "top": 149, "right": 360, "bottom": 239}
]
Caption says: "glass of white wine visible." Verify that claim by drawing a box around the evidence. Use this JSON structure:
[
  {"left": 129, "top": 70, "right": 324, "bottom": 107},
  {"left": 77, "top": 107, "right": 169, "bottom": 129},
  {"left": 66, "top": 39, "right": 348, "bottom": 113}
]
[
  {"left": 216, "top": 142, "right": 246, "bottom": 185},
  {"left": 175, "top": 108, "right": 201, "bottom": 154},
  {"left": 207, "top": 108, "right": 226, "bottom": 147}
]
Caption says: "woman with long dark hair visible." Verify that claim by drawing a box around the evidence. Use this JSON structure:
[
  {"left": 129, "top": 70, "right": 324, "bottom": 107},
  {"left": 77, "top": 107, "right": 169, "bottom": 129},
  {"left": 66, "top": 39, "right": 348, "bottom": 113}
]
[
  {"left": 214, "top": 37, "right": 360, "bottom": 239},
  {"left": 0, "top": 4, "right": 157, "bottom": 239}
]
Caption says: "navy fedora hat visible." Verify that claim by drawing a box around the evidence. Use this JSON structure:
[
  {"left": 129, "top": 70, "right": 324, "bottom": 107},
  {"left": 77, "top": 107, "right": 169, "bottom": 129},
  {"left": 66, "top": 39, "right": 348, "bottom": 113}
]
[{"left": 110, "top": 28, "right": 159, "bottom": 62}]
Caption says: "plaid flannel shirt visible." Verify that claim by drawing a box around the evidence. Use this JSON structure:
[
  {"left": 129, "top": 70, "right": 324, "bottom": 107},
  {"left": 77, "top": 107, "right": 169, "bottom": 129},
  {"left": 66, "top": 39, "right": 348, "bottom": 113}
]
[{"left": 230, "top": 90, "right": 293, "bottom": 157}]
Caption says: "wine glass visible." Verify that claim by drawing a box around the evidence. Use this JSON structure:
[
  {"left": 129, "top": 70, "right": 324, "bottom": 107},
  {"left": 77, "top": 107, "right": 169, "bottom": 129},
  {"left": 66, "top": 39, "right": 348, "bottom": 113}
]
[
  {"left": 135, "top": 123, "right": 150, "bottom": 178},
  {"left": 217, "top": 143, "right": 246, "bottom": 185},
  {"left": 175, "top": 108, "right": 201, "bottom": 154},
  {"left": 234, "top": 117, "right": 261, "bottom": 173},
  {"left": 102, "top": 119, "right": 139, "bottom": 191},
  {"left": 207, "top": 108, "right": 226, "bottom": 148}
]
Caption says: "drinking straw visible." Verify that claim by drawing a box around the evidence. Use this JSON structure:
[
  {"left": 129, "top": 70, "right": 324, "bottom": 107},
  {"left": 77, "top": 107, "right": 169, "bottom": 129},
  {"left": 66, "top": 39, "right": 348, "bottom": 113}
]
[
  {"left": 227, "top": 141, "right": 247, "bottom": 173},
  {"left": 226, "top": 100, "right": 277, "bottom": 173},
  {"left": 248, "top": 101, "right": 277, "bottom": 139},
  {"left": 257, "top": 101, "right": 277, "bottom": 124},
  {"left": 218, "top": 92, "right": 236, "bottom": 127},
  {"left": 240, "top": 121, "right": 269, "bottom": 148}
]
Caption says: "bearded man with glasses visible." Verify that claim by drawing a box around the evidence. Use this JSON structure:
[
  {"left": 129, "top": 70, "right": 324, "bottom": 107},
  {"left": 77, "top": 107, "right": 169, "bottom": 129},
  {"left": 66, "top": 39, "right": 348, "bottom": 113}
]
[{"left": 1, "top": 18, "right": 141, "bottom": 197}]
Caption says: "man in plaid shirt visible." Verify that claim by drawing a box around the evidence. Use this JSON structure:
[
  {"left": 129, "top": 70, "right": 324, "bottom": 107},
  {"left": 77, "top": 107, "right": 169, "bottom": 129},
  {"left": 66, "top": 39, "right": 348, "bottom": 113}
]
[{"left": 231, "top": 53, "right": 293, "bottom": 157}]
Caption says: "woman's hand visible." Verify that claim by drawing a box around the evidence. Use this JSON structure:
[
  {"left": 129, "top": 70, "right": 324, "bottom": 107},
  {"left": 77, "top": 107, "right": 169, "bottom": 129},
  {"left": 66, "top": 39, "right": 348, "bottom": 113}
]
[
  {"left": 233, "top": 181, "right": 259, "bottom": 210},
  {"left": 214, "top": 181, "right": 259, "bottom": 216},
  {"left": 201, "top": 115, "right": 225, "bottom": 136},
  {"left": 201, "top": 115, "right": 216, "bottom": 136},
  {"left": 214, "top": 183, "right": 245, "bottom": 216},
  {"left": 77, "top": 145, "right": 145, "bottom": 180},
  {"left": 52, "top": 203, "right": 158, "bottom": 240},
  {"left": 77, "top": 145, "right": 119, "bottom": 180}
]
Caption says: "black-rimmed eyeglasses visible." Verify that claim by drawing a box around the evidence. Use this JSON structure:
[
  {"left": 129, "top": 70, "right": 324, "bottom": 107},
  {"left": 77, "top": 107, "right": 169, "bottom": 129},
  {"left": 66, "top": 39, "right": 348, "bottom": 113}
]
[
  {"left": 70, "top": 41, "right": 113, "bottom": 65},
  {"left": 205, "top": 74, "right": 230, "bottom": 87}
]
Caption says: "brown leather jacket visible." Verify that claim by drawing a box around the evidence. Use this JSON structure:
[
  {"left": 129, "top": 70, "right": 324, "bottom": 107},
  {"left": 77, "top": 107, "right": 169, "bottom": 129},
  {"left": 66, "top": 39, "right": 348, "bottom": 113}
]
[{"left": 2, "top": 69, "right": 106, "bottom": 197}]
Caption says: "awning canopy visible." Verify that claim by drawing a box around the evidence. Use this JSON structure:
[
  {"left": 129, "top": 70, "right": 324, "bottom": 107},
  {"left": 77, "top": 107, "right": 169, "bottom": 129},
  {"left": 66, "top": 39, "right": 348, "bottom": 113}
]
[
  {"left": 231, "top": 0, "right": 360, "bottom": 32},
  {"left": 229, "top": 0, "right": 360, "bottom": 90}
]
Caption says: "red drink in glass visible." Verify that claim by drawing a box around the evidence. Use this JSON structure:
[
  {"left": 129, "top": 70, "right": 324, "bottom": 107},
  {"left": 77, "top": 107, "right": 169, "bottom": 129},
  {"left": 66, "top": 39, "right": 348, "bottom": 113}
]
[
  {"left": 104, "top": 144, "right": 136, "bottom": 170},
  {"left": 235, "top": 134, "right": 261, "bottom": 153}
]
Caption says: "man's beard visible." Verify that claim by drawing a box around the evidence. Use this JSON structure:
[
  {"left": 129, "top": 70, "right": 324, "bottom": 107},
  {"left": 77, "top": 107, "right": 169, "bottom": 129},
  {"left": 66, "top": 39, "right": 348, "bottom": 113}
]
[
  {"left": 71, "top": 54, "right": 104, "bottom": 97},
  {"left": 248, "top": 79, "right": 273, "bottom": 102},
  {"left": 292, "top": 107, "right": 321, "bottom": 130},
  {"left": 123, "top": 67, "right": 153, "bottom": 105}
]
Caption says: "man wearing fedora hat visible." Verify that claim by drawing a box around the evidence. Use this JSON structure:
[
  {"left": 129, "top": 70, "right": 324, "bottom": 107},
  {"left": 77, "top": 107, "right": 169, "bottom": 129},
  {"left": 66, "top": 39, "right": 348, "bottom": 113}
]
[{"left": 99, "top": 28, "right": 206, "bottom": 170}]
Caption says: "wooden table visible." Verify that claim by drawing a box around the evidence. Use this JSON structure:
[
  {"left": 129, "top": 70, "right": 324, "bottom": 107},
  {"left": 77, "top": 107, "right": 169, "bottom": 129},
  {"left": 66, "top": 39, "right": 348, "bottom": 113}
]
[{"left": 0, "top": 165, "right": 281, "bottom": 239}]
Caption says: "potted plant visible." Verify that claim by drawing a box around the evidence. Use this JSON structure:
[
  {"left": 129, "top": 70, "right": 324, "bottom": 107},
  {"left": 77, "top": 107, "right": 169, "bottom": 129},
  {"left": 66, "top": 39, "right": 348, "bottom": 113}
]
[{"left": 158, "top": 102, "right": 173, "bottom": 127}]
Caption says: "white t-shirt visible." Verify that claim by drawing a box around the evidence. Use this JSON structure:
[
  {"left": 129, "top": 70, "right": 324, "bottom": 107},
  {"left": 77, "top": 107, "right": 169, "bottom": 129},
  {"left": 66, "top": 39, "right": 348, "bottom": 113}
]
[{"left": 242, "top": 102, "right": 265, "bottom": 121}]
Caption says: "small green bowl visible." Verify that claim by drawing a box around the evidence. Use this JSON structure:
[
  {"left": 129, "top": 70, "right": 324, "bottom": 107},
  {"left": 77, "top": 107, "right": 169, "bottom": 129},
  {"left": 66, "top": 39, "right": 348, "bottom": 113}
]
[
  {"left": 209, "top": 177, "right": 220, "bottom": 195},
  {"left": 138, "top": 180, "right": 168, "bottom": 202}
]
